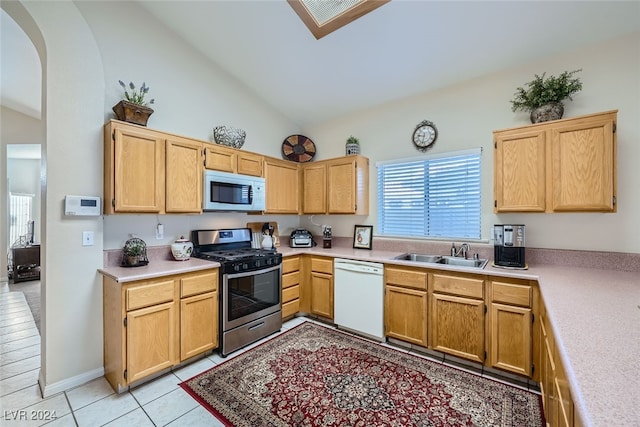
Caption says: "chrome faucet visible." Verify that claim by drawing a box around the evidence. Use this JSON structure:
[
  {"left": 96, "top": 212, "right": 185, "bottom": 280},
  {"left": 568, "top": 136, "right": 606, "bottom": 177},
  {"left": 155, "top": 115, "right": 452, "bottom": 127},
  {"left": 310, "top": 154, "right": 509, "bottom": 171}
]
[{"left": 451, "top": 242, "right": 471, "bottom": 259}]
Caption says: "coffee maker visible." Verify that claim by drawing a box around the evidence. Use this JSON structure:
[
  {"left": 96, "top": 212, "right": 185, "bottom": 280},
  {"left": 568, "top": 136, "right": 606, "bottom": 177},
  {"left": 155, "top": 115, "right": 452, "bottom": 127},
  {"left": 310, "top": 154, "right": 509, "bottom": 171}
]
[{"left": 493, "top": 224, "right": 526, "bottom": 269}]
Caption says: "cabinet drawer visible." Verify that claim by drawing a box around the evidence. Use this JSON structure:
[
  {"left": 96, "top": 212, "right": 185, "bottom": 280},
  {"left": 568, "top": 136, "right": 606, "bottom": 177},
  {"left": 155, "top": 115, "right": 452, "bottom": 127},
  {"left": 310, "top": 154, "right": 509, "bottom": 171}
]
[
  {"left": 126, "top": 280, "right": 175, "bottom": 311},
  {"left": 282, "top": 257, "right": 300, "bottom": 274},
  {"left": 282, "top": 299, "right": 299, "bottom": 319},
  {"left": 385, "top": 267, "right": 427, "bottom": 291},
  {"left": 311, "top": 257, "right": 333, "bottom": 274},
  {"left": 181, "top": 271, "right": 218, "bottom": 298},
  {"left": 431, "top": 273, "right": 483, "bottom": 299},
  {"left": 282, "top": 285, "right": 299, "bottom": 303},
  {"left": 491, "top": 281, "right": 531, "bottom": 307},
  {"left": 282, "top": 271, "right": 300, "bottom": 289}
]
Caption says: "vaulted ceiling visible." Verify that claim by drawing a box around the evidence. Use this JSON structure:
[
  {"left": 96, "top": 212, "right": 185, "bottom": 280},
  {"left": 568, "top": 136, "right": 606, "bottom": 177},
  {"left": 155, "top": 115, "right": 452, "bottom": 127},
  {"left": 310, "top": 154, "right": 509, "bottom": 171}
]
[{"left": 2, "top": 1, "right": 640, "bottom": 128}]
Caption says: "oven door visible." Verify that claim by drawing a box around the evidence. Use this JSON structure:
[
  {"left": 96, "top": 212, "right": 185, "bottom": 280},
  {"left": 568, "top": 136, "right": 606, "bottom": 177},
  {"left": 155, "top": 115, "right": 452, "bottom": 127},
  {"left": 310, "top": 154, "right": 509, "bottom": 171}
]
[{"left": 222, "top": 264, "right": 282, "bottom": 331}]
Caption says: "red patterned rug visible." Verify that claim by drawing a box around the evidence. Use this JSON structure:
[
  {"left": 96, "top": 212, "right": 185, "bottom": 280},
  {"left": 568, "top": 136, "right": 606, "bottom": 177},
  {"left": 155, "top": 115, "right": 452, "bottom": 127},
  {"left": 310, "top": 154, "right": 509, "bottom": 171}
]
[{"left": 180, "top": 321, "right": 543, "bottom": 427}]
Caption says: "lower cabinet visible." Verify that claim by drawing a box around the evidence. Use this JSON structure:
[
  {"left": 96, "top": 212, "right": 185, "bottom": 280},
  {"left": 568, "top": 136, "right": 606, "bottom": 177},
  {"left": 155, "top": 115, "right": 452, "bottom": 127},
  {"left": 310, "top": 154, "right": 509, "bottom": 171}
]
[
  {"left": 103, "top": 269, "right": 218, "bottom": 392},
  {"left": 384, "top": 266, "right": 428, "bottom": 347},
  {"left": 309, "top": 256, "right": 333, "bottom": 319},
  {"left": 281, "top": 255, "right": 301, "bottom": 319},
  {"left": 429, "top": 271, "right": 485, "bottom": 363},
  {"left": 489, "top": 279, "right": 533, "bottom": 376}
]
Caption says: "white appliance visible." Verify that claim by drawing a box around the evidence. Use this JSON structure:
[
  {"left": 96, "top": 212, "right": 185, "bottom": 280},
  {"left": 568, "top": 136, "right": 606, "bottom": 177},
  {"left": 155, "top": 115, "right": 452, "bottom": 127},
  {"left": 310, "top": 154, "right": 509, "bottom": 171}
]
[
  {"left": 203, "top": 170, "right": 266, "bottom": 212},
  {"left": 334, "top": 258, "right": 384, "bottom": 341}
]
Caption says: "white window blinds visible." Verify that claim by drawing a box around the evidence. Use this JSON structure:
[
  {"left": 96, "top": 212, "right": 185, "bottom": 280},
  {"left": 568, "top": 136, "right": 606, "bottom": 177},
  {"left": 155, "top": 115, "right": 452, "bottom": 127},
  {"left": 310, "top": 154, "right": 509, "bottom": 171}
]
[{"left": 377, "top": 149, "right": 481, "bottom": 239}]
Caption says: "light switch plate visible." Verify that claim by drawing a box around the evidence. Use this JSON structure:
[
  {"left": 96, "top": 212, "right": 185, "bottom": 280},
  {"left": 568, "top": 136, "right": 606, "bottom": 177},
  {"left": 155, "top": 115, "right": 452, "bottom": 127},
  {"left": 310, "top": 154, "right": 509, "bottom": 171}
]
[{"left": 82, "top": 231, "right": 94, "bottom": 246}]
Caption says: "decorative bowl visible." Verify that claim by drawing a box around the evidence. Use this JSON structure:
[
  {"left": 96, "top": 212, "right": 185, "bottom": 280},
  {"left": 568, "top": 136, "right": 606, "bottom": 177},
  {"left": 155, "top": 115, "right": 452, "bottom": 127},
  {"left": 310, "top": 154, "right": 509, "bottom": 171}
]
[{"left": 213, "top": 126, "right": 246, "bottom": 149}]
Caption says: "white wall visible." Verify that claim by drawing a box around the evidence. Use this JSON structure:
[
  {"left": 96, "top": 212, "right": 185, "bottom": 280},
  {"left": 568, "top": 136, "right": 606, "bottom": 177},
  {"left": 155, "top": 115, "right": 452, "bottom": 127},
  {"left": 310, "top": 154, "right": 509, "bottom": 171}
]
[{"left": 301, "top": 32, "right": 640, "bottom": 253}]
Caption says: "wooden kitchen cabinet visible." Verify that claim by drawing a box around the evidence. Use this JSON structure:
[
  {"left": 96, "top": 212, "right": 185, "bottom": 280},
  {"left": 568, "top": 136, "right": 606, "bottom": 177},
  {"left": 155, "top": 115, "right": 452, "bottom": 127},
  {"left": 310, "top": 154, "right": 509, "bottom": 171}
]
[
  {"left": 179, "top": 271, "right": 218, "bottom": 361},
  {"left": 104, "top": 120, "right": 202, "bottom": 214},
  {"left": 300, "top": 155, "right": 369, "bottom": 214},
  {"left": 263, "top": 156, "right": 300, "bottom": 214},
  {"left": 384, "top": 266, "right": 428, "bottom": 347},
  {"left": 301, "top": 163, "right": 326, "bottom": 214},
  {"left": 281, "top": 256, "right": 301, "bottom": 319},
  {"left": 488, "top": 279, "right": 532, "bottom": 376},
  {"left": 204, "top": 144, "right": 263, "bottom": 177},
  {"left": 494, "top": 110, "right": 617, "bottom": 213},
  {"left": 103, "top": 268, "right": 218, "bottom": 392},
  {"left": 309, "top": 256, "right": 333, "bottom": 320},
  {"left": 429, "top": 271, "right": 485, "bottom": 363}
]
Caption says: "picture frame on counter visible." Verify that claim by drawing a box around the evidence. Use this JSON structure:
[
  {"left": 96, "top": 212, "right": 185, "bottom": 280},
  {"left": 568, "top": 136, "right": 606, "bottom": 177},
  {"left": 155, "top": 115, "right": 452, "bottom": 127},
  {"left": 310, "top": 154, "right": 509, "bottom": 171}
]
[{"left": 353, "top": 225, "right": 373, "bottom": 250}]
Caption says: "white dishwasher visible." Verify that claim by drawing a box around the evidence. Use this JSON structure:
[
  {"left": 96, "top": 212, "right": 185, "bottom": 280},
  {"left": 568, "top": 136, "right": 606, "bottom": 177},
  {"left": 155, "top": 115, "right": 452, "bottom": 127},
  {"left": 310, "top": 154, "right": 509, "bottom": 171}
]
[{"left": 333, "top": 258, "right": 384, "bottom": 341}]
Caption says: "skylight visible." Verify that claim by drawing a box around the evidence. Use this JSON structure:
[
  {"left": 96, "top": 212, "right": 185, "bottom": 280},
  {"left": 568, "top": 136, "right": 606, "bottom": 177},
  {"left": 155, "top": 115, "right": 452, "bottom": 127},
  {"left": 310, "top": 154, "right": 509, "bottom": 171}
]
[{"left": 288, "top": 0, "right": 390, "bottom": 39}]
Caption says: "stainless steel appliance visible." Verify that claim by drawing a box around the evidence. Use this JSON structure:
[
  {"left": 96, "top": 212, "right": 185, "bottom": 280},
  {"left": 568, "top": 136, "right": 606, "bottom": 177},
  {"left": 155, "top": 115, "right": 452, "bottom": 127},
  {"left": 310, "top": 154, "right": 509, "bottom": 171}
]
[
  {"left": 203, "top": 170, "right": 266, "bottom": 212},
  {"left": 289, "top": 228, "right": 314, "bottom": 248},
  {"left": 191, "top": 228, "right": 282, "bottom": 357},
  {"left": 493, "top": 224, "right": 526, "bottom": 269}
]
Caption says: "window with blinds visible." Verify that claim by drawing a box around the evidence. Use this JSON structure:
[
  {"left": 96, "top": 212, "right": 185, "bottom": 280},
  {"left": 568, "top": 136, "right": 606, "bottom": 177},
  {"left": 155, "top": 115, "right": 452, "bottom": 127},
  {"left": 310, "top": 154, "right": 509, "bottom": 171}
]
[{"left": 377, "top": 149, "right": 481, "bottom": 239}]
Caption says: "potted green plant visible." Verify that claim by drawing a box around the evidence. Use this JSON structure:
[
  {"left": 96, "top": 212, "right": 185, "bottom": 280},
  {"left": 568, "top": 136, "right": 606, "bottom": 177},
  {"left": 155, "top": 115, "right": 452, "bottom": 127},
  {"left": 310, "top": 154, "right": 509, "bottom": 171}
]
[
  {"left": 510, "top": 69, "right": 582, "bottom": 123},
  {"left": 122, "top": 238, "right": 146, "bottom": 266},
  {"left": 112, "top": 80, "right": 155, "bottom": 126},
  {"left": 345, "top": 135, "right": 360, "bottom": 155}
]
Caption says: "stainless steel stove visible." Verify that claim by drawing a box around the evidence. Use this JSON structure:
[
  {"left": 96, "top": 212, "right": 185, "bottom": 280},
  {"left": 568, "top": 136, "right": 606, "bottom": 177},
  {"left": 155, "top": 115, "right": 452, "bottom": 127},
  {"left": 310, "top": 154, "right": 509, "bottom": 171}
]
[{"left": 191, "top": 228, "right": 282, "bottom": 357}]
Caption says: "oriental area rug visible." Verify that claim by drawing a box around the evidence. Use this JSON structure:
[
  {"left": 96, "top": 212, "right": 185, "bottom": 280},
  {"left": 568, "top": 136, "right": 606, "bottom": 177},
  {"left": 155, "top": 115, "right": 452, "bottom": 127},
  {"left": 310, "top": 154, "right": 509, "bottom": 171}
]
[{"left": 180, "top": 322, "right": 543, "bottom": 427}]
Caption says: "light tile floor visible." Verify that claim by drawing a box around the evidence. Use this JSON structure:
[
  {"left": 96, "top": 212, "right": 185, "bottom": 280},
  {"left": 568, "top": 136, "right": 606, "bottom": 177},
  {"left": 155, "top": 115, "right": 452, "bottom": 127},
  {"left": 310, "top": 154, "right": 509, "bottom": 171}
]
[{"left": 1, "top": 281, "right": 537, "bottom": 426}]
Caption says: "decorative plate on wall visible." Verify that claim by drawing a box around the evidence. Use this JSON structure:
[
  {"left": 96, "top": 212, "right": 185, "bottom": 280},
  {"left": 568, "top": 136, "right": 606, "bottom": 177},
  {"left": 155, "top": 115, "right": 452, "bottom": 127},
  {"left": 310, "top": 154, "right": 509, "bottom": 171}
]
[{"left": 282, "top": 134, "right": 316, "bottom": 162}]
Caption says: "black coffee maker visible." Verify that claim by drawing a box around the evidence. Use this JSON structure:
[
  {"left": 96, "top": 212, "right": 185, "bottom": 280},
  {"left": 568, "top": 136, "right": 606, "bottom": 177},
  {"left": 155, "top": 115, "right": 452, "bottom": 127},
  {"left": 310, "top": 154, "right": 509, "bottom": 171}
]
[{"left": 493, "top": 224, "right": 526, "bottom": 269}]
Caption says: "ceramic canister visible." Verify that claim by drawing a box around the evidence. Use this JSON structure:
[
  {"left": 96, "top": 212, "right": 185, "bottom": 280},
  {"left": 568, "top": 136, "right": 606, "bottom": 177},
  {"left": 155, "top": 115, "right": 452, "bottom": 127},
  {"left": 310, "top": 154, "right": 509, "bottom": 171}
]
[{"left": 171, "top": 236, "right": 194, "bottom": 261}]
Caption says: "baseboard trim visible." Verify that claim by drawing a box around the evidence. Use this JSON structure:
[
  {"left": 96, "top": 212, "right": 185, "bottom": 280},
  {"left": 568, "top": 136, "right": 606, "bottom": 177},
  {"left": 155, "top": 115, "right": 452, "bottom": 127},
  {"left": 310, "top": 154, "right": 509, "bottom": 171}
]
[{"left": 39, "top": 367, "right": 105, "bottom": 398}]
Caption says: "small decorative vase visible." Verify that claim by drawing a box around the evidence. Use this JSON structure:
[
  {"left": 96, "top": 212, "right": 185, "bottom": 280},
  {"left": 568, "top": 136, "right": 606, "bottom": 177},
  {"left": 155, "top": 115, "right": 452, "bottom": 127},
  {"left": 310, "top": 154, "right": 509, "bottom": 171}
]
[
  {"left": 345, "top": 142, "right": 360, "bottom": 155},
  {"left": 530, "top": 103, "right": 564, "bottom": 124},
  {"left": 171, "top": 236, "right": 193, "bottom": 261},
  {"left": 112, "top": 100, "right": 154, "bottom": 126}
]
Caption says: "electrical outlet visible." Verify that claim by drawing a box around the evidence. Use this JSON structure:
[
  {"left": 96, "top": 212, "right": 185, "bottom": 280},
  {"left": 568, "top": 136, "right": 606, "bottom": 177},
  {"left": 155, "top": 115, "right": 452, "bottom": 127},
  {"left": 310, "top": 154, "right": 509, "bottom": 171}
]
[
  {"left": 156, "top": 224, "right": 164, "bottom": 239},
  {"left": 82, "top": 231, "right": 94, "bottom": 246}
]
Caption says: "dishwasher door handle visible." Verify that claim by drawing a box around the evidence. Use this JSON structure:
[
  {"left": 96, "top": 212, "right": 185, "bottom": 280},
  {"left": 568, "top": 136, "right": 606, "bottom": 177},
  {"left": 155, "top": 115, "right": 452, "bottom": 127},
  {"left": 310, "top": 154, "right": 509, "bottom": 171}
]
[{"left": 335, "top": 264, "right": 382, "bottom": 275}]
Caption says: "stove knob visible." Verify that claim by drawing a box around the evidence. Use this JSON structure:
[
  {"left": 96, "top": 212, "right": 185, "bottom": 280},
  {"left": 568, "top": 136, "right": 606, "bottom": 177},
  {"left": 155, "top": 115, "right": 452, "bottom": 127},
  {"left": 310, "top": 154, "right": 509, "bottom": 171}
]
[
  {"left": 243, "top": 263, "right": 248, "bottom": 270},
  {"left": 233, "top": 264, "right": 240, "bottom": 272}
]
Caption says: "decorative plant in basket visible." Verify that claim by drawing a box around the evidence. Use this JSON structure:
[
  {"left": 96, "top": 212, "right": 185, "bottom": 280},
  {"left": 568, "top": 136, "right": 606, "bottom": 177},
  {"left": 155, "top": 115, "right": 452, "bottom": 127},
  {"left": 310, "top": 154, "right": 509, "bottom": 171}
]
[
  {"left": 510, "top": 69, "right": 582, "bottom": 123},
  {"left": 345, "top": 135, "right": 360, "bottom": 155},
  {"left": 122, "top": 237, "right": 148, "bottom": 266},
  {"left": 112, "top": 81, "right": 155, "bottom": 126}
]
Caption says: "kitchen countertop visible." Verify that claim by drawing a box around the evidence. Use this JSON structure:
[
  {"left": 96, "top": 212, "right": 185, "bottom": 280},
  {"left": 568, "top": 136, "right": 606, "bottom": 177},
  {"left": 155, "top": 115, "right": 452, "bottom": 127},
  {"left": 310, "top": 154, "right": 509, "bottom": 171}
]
[{"left": 98, "top": 243, "right": 640, "bottom": 426}]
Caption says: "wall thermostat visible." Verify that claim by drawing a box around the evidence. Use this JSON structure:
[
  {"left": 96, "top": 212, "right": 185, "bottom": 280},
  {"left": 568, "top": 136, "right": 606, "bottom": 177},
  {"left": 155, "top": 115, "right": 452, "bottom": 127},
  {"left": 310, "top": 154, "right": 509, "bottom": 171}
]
[{"left": 65, "top": 195, "right": 101, "bottom": 216}]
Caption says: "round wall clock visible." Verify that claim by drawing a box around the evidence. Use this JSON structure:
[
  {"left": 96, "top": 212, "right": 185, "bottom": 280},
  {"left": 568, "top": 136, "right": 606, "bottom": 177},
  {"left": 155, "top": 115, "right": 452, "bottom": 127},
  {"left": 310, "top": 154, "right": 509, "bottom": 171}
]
[
  {"left": 282, "top": 134, "right": 316, "bottom": 162},
  {"left": 412, "top": 120, "right": 438, "bottom": 152}
]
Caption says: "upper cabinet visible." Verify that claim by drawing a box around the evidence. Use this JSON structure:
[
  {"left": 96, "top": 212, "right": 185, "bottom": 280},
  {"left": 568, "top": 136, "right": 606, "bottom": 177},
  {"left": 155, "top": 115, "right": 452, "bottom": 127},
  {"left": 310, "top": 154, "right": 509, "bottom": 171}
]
[
  {"left": 104, "top": 120, "right": 202, "bottom": 214},
  {"left": 494, "top": 110, "right": 617, "bottom": 213},
  {"left": 263, "top": 156, "right": 300, "bottom": 214},
  {"left": 204, "top": 144, "right": 263, "bottom": 177},
  {"left": 301, "top": 155, "right": 369, "bottom": 215}
]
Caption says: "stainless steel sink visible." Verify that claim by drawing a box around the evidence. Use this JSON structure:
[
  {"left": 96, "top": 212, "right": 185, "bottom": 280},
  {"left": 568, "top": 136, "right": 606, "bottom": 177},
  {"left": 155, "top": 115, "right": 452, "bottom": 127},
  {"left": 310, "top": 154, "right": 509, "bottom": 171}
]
[
  {"left": 394, "top": 253, "right": 443, "bottom": 263},
  {"left": 393, "top": 253, "right": 488, "bottom": 269}
]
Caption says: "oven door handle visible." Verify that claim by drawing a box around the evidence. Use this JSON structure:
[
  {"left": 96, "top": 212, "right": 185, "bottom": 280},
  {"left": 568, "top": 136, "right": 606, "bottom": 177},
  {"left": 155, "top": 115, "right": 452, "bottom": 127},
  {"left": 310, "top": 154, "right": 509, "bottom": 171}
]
[{"left": 225, "top": 263, "right": 282, "bottom": 279}]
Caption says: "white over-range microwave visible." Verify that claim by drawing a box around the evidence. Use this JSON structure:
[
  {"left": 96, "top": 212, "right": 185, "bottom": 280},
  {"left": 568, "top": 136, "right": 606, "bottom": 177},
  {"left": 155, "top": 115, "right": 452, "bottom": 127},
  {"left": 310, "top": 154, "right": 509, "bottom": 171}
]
[{"left": 203, "top": 170, "right": 266, "bottom": 212}]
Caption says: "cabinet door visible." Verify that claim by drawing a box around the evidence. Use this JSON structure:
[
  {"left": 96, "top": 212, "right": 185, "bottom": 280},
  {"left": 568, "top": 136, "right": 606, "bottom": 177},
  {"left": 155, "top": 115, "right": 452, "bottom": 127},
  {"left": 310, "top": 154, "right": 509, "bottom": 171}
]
[
  {"left": 204, "top": 145, "right": 236, "bottom": 173},
  {"left": 237, "top": 152, "right": 264, "bottom": 177},
  {"left": 551, "top": 116, "right": 615, "bottom": 211},
  {"left": 430, "top": 294, "right": 485, "bottom": 363},
  {"left": 310, "top": 271, "right": 333, "bottom": 319},
  {"left": 490, "top": 303, "right": 532, "bottom": 376},
  {"left": 302, "top": 163, "right": 326, "bottom": 214},
  {"left": 384, "top": 285, "right": 427, "bottom": 347},
  {"left": 126, "top": 300, "right": 178, "bottom": 384},
  {"left": 494, "top": 129, "right": 546, "bottom": 212},
  {"left": 263, "top": 158, "right": 300, "bottom": 213},
  {"left": 111, "top": 126, "right": 165, "bottom": 213},
  {"left": 180, "top": 291, "right": 217, "bottom": 361},
  {"left": 165, "top": 137, "right": 202, "bottom": 213},
  {"left": 327, "top": 158, "right": 358, "bottom": 214}
]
